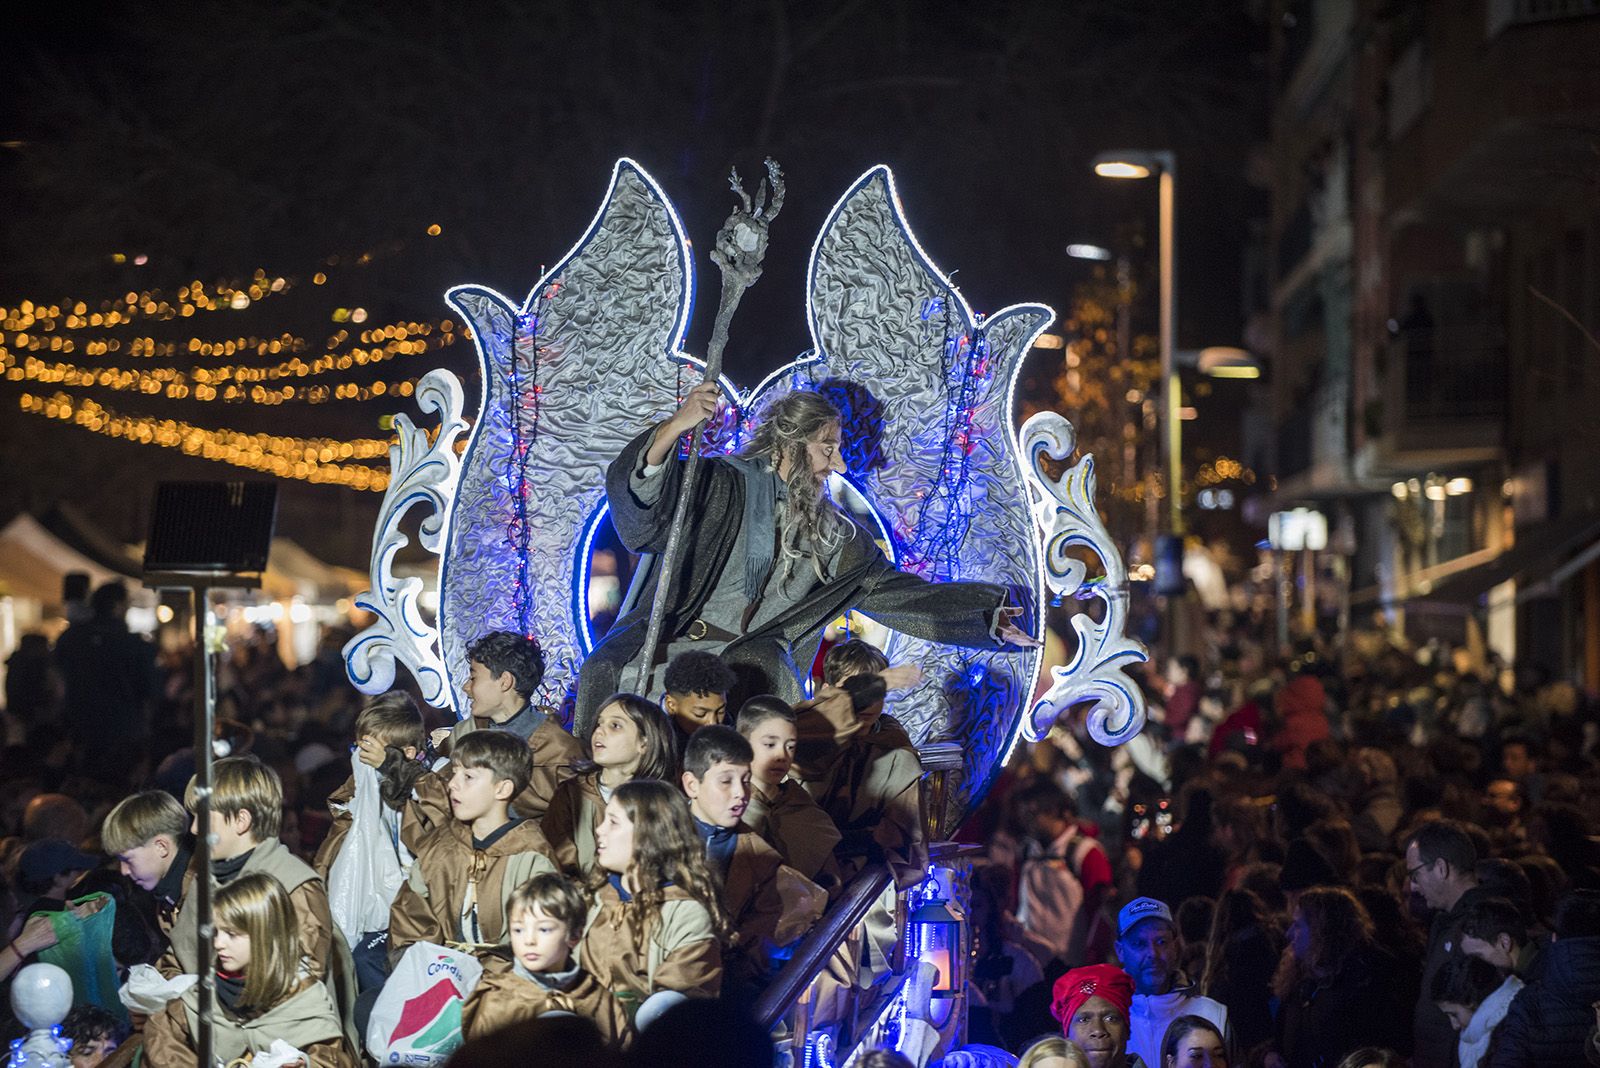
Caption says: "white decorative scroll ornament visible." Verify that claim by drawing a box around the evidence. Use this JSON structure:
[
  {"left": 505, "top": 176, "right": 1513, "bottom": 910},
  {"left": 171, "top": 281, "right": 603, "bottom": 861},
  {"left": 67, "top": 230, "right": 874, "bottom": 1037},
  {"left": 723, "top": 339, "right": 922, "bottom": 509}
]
[
  {"left": 343, "top": 367, "right": 469, "bottom": 706},
  {"left": 1020, "top": 411, "right": 1148, "bottom": 746}
]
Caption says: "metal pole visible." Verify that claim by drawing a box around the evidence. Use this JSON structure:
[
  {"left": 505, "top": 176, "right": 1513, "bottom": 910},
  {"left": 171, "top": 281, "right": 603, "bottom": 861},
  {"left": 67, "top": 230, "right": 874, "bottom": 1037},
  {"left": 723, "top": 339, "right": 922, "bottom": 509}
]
[
  {"left": 192, "top": 587, "right": 215, "bottom": 1068},
  {"left": 1159, "top": 164, "right": 1181, "bottom": 538}
]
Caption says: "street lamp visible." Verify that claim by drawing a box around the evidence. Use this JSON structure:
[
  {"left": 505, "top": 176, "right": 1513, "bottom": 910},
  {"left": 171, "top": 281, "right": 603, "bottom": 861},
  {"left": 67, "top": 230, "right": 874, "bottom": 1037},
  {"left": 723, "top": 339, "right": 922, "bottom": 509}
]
[
  {"left": 1197, "top": 346, "right": 1262, "bottom": 379},
  {"left": 1093, "top": 150, "right": 1179, "bottom": 540}
]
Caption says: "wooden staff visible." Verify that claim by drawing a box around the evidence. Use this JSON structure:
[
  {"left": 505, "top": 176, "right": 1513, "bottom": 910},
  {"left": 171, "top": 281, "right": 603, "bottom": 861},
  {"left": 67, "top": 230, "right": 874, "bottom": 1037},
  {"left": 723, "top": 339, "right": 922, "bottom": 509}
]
[{"left": 626, "top": 159, "right": 785, "bottom": 694}]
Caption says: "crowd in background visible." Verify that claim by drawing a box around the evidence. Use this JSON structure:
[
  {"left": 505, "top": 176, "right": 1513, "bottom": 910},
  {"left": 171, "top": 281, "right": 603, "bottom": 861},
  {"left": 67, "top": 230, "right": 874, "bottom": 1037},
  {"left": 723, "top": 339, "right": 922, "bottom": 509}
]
[{"left": 6, "top": 580, "right": 1600, "bottom": 1068}]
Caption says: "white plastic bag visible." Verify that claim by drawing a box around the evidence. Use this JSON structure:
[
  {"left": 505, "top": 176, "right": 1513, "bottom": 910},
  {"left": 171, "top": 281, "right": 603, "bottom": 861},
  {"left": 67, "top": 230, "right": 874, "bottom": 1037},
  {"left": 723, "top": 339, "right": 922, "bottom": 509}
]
[
  {"left": 327, "top": 752, "right": 406, "bottom": 948},
  {"left": 366, "top": 941, "right": 482, "bottom": 1066},
  {"left": 117, "top": 964, "right": 197, "bottom": 1015},
  {"left": 250, "top": 1039, "right": 312, "bottom": 1068}
]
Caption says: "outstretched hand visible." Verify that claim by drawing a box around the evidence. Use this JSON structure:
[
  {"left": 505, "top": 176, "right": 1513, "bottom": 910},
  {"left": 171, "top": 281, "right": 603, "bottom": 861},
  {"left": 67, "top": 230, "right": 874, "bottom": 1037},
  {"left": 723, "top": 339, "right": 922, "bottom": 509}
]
[
  {"left": 997, "top": 604, "right": 1040, "bottom": 649},
  {"left": 879, "top": 663, "right": 924, "bottom": 691}
]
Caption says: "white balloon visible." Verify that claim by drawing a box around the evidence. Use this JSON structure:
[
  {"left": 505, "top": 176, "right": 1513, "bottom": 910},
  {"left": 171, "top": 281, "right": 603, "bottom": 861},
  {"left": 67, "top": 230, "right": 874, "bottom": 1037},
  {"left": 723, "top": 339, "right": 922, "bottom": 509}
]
[{"left": 10, "top": 962, "right": 73, "bottom": 1030}]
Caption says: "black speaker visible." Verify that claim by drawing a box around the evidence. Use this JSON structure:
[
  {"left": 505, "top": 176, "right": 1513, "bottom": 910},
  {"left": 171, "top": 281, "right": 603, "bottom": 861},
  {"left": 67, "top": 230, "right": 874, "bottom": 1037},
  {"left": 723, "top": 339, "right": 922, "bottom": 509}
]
[{"left": 143, "top": 481, "right": 278, "bottom": 575}]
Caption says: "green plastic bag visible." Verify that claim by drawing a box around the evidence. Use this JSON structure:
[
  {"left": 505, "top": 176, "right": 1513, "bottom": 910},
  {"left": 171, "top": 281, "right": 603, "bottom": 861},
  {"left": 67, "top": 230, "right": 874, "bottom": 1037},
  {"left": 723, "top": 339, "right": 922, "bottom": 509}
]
[{"left": 36, "top": 891, "right": 127, "bottom": 1026}]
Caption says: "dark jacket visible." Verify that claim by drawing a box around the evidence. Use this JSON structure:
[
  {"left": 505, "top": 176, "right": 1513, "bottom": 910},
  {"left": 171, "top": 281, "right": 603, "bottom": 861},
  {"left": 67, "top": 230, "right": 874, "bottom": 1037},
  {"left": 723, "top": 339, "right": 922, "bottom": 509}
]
[
  {"left": 1490, "top": 935, "right": 1600, "bottom": 1068},
  {"left": 1416, "top": 885, "right": 1495, "bottom": 1068},
  {"left": 1277, "top": 946, "right": 1410, "bottom": 1068}
]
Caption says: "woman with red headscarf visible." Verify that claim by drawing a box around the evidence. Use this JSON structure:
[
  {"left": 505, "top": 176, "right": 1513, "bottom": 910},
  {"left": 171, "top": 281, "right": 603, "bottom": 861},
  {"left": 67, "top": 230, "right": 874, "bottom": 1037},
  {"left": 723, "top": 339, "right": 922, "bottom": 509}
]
[{"left": 1054, "top": 964, "right": 1144, "bottom": 1068}]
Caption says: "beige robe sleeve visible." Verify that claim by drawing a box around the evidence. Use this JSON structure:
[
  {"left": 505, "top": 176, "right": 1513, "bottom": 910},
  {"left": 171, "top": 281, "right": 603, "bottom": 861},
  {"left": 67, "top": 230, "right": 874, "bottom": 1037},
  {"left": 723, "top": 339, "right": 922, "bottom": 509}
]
[
  {"left": 303, "top": 1038, "right": 361, "bottom": 1068},
  {"left": 519, "top": 719, "right": 583, "bottom": 821},
  {"left": 399, "top": 769, "right": 453, "bottom": 856},
  {"left": 651, "top": 900, "right": 723, "bottom": 998},
  {"left": 312, "top": 776, "right": 356, "bottom": 881}
]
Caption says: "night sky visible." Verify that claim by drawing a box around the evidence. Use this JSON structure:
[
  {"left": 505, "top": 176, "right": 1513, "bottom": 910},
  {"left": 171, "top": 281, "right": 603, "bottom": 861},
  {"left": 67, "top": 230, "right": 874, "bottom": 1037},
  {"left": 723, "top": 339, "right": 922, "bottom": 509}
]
[{"left": 3, "top": 1, "right": 1266, "bottom": 567}]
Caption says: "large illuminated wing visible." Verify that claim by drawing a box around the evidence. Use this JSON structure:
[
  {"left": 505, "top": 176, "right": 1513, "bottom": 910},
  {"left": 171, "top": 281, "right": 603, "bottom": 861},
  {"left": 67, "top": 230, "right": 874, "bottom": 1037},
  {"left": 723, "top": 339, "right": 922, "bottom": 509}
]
[
  {"left": 437, "top": 160, "right": 701, "bottom": 713},
  {"left": 797, "top": 166, "right": 1051, "bottom": 819}
]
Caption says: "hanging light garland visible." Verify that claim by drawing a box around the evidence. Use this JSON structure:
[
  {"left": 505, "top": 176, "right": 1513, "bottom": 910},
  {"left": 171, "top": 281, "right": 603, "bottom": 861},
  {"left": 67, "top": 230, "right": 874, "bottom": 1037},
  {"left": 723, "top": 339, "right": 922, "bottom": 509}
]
[{"left": 17, "top": 391, "right": 392, "bottom": 490}]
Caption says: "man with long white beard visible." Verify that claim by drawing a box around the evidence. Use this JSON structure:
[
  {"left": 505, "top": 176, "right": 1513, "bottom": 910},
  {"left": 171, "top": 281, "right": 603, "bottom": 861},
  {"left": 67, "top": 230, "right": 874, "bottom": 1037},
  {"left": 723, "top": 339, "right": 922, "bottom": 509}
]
[{"left": 573, "top": 382, "right": 1034, "bottom": 736}]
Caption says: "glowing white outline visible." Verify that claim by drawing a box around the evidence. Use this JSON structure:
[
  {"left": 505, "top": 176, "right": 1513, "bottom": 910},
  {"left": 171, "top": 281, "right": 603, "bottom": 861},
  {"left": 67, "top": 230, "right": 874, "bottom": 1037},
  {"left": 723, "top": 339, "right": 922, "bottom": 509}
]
[
  {"left": 441, "top": 157, "right": 697, "bottom": 714},
  {"left": 799, "top": 164, "right": 1056, "bottom": 775}
]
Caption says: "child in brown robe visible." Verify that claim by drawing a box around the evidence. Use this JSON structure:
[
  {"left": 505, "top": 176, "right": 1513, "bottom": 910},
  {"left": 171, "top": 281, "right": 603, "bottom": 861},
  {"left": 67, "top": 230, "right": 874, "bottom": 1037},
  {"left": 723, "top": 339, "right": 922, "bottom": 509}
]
[
  {"left": 461, "top": 872, "right": 623, "bottom": 1043},
  {"left": 735, "top": 695, "right": 842, "bottom": 889},
  {"left": 580, "top": 780, "right": 727, "bottom": 1039}
]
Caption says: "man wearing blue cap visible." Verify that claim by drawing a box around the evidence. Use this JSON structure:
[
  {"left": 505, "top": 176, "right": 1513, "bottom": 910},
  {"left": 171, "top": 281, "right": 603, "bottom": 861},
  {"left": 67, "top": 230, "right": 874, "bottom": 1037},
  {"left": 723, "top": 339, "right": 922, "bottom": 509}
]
[{"left": 1116, "top": 896, "right": 1231, "bottom": 1068}]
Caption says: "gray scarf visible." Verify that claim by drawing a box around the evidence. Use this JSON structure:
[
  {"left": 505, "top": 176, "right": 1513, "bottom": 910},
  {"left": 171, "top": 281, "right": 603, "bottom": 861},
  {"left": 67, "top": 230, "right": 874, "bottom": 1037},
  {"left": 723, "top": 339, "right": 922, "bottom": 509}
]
[{"left": 725, "top": 456, "right": 783, "bottom": 600}]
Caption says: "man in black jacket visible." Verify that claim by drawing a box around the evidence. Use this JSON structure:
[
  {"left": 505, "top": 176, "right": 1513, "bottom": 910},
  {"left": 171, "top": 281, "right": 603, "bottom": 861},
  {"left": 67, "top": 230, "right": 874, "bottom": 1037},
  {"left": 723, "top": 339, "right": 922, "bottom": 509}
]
[{"left": 1409, "top": 819, "right": 1492, "bottom": 1068}]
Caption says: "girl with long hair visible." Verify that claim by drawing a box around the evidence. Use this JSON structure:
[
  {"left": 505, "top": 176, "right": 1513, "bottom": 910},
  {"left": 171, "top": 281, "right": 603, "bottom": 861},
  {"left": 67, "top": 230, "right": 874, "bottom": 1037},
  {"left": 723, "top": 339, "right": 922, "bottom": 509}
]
[
  {"left": 580, "top": 779, "right": 729, "bottom": 1033},
  {"left": 143, "top": 873, "right": 356, "bottom": 1067},
  {"left": 1272, "top": 887, "right": 1410, "bottom": 1068},
  {"left": 543, "top": 693, "right": 676, "bottom": 875},
  {"left": 1198, "top": 888, "right": 1281, "bottom": 1053}
]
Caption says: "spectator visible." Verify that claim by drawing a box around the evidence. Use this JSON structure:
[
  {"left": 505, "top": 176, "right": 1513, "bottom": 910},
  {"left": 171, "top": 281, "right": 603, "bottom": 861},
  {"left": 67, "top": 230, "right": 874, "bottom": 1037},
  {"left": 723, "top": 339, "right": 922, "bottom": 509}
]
[
  {"left": 1489, "top": 890, "right": 1600, "bottom": 1068},
  {"left": 1431, "top": 955, "right": 1520, "bottom": 1068},
  {"left": 1020, "top": 1037, "right": 1092, "bottom": 1068},
  {"left": 1114, "top": 898, "right": 1230, "bottom": 1068},
  {"left": 53, "top": 580, "right": 154, "bottom": 780},
  {"left": 1199, "top": 889, "right": 1280, "bottom": 1053},
  {"left": 1408, "top": 820, "right": 1491, "bottom": 1068},
  {"left": 1160, "top": 1015, "right": 1227, "bottom": 1068},
  {"left": 1053, "top": 964, "right": 1139, "bottom": 1068},
  {"left": 1269, "top": 676, "right": 1328, "bottom": 772},
  {"left": 1014, "top": 779, "right": 1115, "bottom": 968},
  {"left": 1273, "top": 887, "right": 1410, "bottom": 1068}
]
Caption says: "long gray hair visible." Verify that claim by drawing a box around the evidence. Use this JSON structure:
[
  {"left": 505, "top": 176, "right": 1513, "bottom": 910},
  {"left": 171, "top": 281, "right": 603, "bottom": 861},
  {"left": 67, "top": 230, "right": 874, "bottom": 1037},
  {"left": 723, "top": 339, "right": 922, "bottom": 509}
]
[{"left": 740, "top": 390, "right": 848, "bottom": 585}]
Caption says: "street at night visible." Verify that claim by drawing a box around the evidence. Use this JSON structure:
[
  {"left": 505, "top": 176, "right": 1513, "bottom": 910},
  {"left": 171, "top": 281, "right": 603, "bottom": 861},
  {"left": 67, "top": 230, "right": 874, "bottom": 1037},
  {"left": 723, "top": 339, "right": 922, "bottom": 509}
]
[{"left": 1, "top": 3, "right": 1598, "bottom": 1067}]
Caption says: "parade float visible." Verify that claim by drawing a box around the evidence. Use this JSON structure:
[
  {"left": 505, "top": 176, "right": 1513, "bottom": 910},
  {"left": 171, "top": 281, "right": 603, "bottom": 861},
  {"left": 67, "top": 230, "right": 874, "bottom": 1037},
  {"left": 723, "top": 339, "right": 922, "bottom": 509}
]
[{"left": 343, "top": 158, "right": 1148, "bottom": 1066}]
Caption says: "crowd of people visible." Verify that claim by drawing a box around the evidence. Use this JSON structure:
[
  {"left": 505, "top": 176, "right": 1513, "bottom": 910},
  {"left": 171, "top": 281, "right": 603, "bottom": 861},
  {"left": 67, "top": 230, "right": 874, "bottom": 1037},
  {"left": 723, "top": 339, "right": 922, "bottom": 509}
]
[
  {"left": 961, "top": 616, "right": 1600, "bottom": 1068},
  {"left": 5, "top": 575, "right": 1600, "bottom": 1068}
]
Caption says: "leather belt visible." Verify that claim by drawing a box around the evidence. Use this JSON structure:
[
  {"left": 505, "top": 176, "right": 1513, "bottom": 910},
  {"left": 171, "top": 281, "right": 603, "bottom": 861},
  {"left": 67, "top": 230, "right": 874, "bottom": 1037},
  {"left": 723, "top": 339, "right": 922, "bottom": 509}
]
[{"left": 683, "top": 619, "right": 738, "bottom": 642}]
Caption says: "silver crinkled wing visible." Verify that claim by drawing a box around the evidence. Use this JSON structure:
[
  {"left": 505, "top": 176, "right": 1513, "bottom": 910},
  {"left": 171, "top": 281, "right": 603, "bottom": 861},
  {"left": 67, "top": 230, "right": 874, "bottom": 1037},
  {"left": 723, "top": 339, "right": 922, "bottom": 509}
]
[
  {"left": 798, "top": 165, "right": 1051, "bottom": 823},
  {"left": 439, "top": 160, "right": 698, "bottom": 714}
]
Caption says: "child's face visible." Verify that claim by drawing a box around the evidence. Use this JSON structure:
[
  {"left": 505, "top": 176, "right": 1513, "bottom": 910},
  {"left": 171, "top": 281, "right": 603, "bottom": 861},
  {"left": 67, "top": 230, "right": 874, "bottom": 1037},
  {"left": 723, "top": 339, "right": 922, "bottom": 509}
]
[
  {"left": 595, "top": 798, "right": 636, "bottom": 874},
  {"left": 664, "top": 691, "right": 727, "bottom": 734},
  {"left": 508, "top": 903, "right": 577, "bottom": 975},
  {"left": 590, "top": 704, "right": 645, "bottom": 772},
  {"left": 69, "top": 1036, "right": 115, "bottom": 1068},
  {"left": 684, "top": 759, "right": 751, "bottom": 829},
  {"left": 465, "top": 660, "right": 517, "bottom": 718},
  {"left": 214, "top": 923, "right": 252, "bottom": 974},
  {"left": 1437, "top": 1000, "right": 1475, "bottom": 1031},
  {"left": 448, "top": 764, "right": 511, "bottom": 824},
  {"left": 192, "top": 809, "right": 254, "bottom": 861},
  {"left": 116, "top": 835, "right": 176, "bottom": 892},
  {"left": 747, "top": 719, "right": 796, "bottom": 787}
]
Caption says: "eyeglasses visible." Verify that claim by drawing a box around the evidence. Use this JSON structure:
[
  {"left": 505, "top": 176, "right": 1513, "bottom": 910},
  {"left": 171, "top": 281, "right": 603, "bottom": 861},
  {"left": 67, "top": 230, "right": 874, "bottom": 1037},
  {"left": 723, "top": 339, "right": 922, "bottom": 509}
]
[{"left": 1406, "top": 861, "right": 1433, "bottom": 880}]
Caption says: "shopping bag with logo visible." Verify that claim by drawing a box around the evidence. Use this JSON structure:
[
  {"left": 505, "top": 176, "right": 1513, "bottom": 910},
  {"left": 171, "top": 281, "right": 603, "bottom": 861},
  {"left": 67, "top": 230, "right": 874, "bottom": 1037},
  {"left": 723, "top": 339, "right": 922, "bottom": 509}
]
[{"left": 365, "top": 941, "right": 482, "bottom": 1066}]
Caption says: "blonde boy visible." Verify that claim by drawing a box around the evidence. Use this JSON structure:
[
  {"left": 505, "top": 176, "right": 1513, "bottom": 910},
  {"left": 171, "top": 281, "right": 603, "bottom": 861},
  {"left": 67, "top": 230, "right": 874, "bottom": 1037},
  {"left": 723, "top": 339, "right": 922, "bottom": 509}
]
[
  {"left": 102, "top": 791, "right": 192, "bottom": 932},
  {"left": 461, "top": 873, "right": 621, "bottom": 1042},
  {"left": 389, "top": 731, "right": 558, "bottom": 962},
  {"left": 162, "top": 756, "right": 334, "bottom": 981}
]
